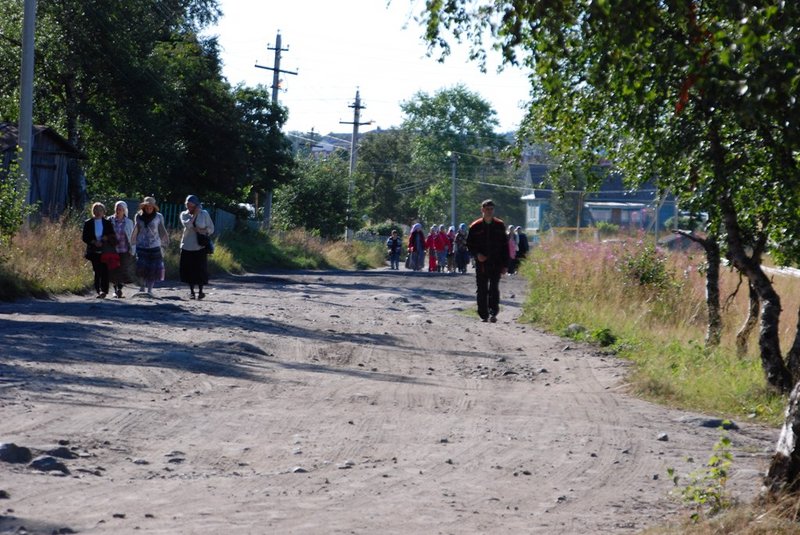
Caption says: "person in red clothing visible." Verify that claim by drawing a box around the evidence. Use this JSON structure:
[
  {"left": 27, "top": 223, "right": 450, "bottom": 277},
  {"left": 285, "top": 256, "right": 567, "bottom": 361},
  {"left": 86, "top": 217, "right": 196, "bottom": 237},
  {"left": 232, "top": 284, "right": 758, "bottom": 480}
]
[
  {"left": 424, "top": 225, "right": 439, "bottom": 272},
  {"left": 466, "top": 199, "right": 510, "bottom": 322}
]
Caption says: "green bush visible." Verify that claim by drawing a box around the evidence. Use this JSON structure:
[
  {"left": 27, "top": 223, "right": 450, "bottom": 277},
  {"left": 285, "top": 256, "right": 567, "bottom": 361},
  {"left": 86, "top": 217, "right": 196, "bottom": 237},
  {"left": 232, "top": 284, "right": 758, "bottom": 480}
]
[
  {"left": 617, "top": 242, "right": 673, "bottom": 288},
  {"left": 594, "top": 221, "right": 620, "bottom": 236},
  {"left": 0, "top": 161, "right": 36, "bottom": 247}
]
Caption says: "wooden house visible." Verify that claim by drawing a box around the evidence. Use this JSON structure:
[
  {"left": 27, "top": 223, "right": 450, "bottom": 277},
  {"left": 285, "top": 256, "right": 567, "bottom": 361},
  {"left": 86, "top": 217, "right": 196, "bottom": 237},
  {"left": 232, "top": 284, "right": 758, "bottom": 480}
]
[{"left": 0, "top": 122, "right": 87, "bottom": 217}]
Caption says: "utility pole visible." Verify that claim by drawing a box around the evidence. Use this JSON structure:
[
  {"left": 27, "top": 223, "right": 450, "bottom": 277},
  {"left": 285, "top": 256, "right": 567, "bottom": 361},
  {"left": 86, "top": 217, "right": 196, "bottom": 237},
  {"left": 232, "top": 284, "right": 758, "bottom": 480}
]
[
  {"left": 18, "top": 0, "right": 37, "bottom": 208},
  {"left": 340, "top": 89, "right": 372, "bottom": 241},
  {"left": 255, "top": 31, "right": 297, "bottom": 230},
  {"left": 448, "top": 151, "right": 458, "bottom": 228}
]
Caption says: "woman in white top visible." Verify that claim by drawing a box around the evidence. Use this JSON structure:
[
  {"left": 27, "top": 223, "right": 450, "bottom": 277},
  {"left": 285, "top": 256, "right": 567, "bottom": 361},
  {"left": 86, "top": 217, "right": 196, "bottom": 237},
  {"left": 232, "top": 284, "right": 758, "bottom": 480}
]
[{"left": 179, "top": 194, "right": 215, "bottom": 300}]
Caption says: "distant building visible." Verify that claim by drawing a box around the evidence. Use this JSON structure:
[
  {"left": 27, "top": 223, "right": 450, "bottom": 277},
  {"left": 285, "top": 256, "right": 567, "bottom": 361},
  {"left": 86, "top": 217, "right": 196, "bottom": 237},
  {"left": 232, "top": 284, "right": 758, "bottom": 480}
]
[
  {"left": 0, "top": 122, "right": 87, "bottom": 217},
  {"left": 520, "top": 164, "right": 677, "bottom": 234}
]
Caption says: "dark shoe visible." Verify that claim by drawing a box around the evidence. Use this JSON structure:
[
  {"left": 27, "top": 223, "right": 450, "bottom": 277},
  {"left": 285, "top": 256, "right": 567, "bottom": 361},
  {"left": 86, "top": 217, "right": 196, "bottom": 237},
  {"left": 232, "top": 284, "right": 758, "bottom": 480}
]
[
  {"left": 189, "top": 291, "right": 196, "bottom": 300},
  {"left": 481, "top": 317, "right": 488, "bottom": 322},
  {"left": 114, "top": 289, "right": 123, "bottom": 298},
  {"left": 489, "top": 315, "right": 497, "bottom": 323},
  {"left": 197, "top": 292, "right": 205, "bottom": 300},
  {"left": 96, "top": 292, "right": 106, "bottom": 299}
]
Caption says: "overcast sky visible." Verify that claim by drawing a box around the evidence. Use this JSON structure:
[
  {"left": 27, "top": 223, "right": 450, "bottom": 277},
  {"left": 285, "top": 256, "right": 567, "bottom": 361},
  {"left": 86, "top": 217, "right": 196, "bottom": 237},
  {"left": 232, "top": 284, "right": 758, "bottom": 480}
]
[{"left": 207, "top": 0, "right": 532, "bottom": 135}]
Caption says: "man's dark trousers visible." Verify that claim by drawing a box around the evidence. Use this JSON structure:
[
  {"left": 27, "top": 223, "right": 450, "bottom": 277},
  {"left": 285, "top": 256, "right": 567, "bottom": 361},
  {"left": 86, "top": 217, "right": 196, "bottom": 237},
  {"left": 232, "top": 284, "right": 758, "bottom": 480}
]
[{"left": 475, "top": 262, "right": 501, "bottom": 320}]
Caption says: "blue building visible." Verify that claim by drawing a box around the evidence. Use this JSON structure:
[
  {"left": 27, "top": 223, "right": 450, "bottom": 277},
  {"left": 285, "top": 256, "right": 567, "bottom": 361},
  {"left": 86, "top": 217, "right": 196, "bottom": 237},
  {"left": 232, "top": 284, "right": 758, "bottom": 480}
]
[{"left": 521, "top": 164, "right": 677, "bottom": 234}]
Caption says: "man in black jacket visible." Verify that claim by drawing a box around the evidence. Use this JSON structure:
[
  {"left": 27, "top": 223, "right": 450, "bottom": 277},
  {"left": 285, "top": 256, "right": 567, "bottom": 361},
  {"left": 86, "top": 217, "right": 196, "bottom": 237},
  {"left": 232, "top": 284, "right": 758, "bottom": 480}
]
[{"left": 466, "top": 199, "right": 510, "bottom": 322}]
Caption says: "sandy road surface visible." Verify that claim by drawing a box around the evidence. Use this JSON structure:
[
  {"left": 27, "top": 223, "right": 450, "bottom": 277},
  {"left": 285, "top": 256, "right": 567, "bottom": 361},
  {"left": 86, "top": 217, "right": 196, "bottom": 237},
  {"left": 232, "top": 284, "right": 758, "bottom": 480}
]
[{"left": 0, "top": 268, "right": 776, "bottom": 534}]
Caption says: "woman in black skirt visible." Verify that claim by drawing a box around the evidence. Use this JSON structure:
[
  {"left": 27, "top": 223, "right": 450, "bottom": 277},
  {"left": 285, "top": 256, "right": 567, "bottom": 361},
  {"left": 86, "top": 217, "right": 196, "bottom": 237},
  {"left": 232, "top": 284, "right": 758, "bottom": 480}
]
[{"left": 179, "top": 194, "right": 215, "bottom": 300}]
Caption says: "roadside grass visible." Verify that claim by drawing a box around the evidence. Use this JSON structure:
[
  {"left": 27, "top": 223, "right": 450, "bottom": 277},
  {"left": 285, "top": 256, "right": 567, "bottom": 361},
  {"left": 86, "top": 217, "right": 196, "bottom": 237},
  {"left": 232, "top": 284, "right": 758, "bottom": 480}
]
[
  {"left": 0, "top": 220, "right": 385, "bottom": 300},
  {"left": 519, "top": 235, "right": 793, "bottom": 426},
  {"left": 641, "top": 502, "right": 800, "bottom": 534}
]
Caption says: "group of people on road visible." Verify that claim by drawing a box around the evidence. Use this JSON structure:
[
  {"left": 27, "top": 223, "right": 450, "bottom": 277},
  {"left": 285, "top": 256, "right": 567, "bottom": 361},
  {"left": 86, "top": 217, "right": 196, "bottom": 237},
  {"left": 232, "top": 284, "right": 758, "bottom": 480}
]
[
  {"left": 82, "top": 194, "right": 214, "bottom": 300},
  {"left": 400, "top": 223, "right": 471, "bottom": 274},
  {"left": 385, "top": 199, "right": 528, "bottom": 323},
  {"left": 84, "top": 193, "right": 517, "bottom": 324},
  {"left": 506, "top": 224, "right": 530, "bottom": 275}
]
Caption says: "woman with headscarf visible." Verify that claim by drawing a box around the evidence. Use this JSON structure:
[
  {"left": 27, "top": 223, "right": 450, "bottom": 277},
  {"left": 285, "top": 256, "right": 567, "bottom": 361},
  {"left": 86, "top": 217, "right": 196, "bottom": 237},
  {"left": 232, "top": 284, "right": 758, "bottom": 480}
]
[
  {"left": 81, "top": 202, "right": 116, "bottom": 298},
  {"left": 507, "top": 224, "right": 519, "bottom": 275},
  {"left": 454, "top": 223, "right": 469, "bottom": 274},
  {"left": 130, "top": 196, "right": 170, "bottom": 297},
  {"left": 179, "top": 194, "right": 215, "bottom": 300},
  {"left": 445, "top": 226, "right": 456, "bottom": 273},
  {"left": 407, "top": 223, "right": 426, "bottom": 271},
  {"left": 107, "top": 200, "right": 135, "bottom": 298}
]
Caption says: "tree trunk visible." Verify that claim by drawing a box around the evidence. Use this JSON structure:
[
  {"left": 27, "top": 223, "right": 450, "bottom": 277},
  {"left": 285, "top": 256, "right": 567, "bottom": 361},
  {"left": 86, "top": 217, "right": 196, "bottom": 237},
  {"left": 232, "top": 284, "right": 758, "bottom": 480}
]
[
  {"left": 708, "top": 114, "right": 792, "bottom": 392},
  {"left": 674, "top": 230, "right": 722, "bottom": 349},
  {"left": 720, "top": 197, "right": 791, "bottom": 392},
  {"left": 735, "top": 283, "right": 759, "bottom": 358},
  {"left": 786, "top": 305, "right": 800, "bottom": 382},
  {"left": 765, "top": 380, "right": 800, "bottom": 494},
  {"left": 703, "top": 236, "right": 722, "bottom": 348}
]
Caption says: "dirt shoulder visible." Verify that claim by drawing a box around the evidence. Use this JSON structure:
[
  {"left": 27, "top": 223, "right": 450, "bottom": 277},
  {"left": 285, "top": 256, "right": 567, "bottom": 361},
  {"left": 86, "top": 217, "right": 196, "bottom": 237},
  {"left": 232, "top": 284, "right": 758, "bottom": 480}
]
[{"left": 0, "top": 268, "right": 776, "bottom": 534}]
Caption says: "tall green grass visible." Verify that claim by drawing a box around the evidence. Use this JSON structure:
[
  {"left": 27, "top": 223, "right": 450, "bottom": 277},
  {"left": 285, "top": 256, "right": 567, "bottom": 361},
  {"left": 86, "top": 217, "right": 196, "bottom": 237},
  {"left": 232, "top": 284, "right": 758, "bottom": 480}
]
[{"left": 520, "top": 235, "right": 793, "bottom": 425}]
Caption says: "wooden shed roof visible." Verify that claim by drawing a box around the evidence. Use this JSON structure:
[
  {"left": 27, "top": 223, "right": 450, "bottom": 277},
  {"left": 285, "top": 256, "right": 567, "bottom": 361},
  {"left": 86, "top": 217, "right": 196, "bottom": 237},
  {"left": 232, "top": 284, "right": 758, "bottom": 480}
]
[{"left": 0, "top": 122, "right": 84, "bottom": 157}]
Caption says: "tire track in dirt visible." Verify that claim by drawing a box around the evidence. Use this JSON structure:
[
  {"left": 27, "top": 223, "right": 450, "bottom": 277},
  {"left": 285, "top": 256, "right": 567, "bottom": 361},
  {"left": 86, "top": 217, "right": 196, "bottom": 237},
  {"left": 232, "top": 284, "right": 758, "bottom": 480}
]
[{"left": 0, "top": 269, "right": 776, "bottom": 534}]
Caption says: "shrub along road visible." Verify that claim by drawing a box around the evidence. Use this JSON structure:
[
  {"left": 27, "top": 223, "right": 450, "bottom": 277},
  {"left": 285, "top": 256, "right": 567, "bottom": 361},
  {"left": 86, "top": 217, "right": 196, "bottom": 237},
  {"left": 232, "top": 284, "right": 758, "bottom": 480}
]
[{"left": 0, "top": 268, "right": 775, "bottom": 533}]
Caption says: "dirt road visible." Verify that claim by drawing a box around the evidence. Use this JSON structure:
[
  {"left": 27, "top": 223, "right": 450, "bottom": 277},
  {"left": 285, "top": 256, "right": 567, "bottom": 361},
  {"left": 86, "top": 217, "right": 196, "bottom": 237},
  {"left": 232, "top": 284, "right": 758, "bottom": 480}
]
[{"left": 0, "top": 268, "right": 776, "bottom": 534}]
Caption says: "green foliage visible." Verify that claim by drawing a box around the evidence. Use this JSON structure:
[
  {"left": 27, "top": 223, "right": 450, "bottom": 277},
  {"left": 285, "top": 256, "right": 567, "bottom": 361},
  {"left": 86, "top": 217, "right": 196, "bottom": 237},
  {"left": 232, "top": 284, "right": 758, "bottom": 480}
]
[
  {"left": 359, "top": 221, "right": 404, "bottom": 238},
  {"left": 0, "top": 163, "right": 35, "bottom": 247},
  {"left": 617, "top": 243, "right": 673, "bottom": 289},
  {"left": 0, "top": 0, "right": 293, "bottom": 207},
  {"left": 590, "top": 327, "right": 617, "bottom": 347},
  {"left": 398, "top": 85, "right": 524, "bottom": 226},
  {"left": 668, "top": 434, "right": 734, "bottom": 521},
  {"left": 594, "top": 221, "right": 619, "bottom": 236},
  {"left": 272, "top": 156, "right": 349, "bottom": 238},
  {"left": 354, "top": 129, "right": 416, "bottom": 224}
]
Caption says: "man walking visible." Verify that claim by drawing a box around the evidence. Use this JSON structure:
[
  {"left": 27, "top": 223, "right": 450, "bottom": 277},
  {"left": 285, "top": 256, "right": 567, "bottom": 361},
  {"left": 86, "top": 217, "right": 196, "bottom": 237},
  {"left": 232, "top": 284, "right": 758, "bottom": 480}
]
[{"left": 466, "top": 199, "right": 509, "bottom": 323}]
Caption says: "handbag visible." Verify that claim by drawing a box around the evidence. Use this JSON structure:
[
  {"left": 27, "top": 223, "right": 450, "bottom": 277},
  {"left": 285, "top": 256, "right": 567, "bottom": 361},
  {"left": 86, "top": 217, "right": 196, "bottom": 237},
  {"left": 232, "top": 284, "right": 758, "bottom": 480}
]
[
  {"left": 193, "top": 217, "right": 214, "bottom": 254},
  {"left": 100, "top": 252, "right": 121, "bottom": 270},
  {"left": 196, "top": 232, "right": 215, "bottom": 254}
]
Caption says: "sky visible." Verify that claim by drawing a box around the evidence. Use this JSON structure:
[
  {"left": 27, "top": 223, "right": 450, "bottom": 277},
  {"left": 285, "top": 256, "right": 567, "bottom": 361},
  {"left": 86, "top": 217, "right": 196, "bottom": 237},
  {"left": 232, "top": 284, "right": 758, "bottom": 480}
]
[{"left": 206, "top": 0, "right": 533, "bottom": 136}]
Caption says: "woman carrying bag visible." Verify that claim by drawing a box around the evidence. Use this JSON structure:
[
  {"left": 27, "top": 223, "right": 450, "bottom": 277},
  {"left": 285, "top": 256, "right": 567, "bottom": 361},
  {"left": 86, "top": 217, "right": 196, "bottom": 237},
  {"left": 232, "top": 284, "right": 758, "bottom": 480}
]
[{"left": 179, "top": 194, "right": 215, "bottom": 300}]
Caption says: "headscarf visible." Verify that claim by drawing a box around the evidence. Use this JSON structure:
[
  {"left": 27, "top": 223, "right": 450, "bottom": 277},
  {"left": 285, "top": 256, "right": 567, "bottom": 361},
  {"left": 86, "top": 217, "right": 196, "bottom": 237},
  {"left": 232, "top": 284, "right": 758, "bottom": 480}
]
[
  {"left": 114, "top": 200, "right": 128, "bottom": 218},
  {"left": 185, "top": 194, "right": 201, "bottom": 208}
]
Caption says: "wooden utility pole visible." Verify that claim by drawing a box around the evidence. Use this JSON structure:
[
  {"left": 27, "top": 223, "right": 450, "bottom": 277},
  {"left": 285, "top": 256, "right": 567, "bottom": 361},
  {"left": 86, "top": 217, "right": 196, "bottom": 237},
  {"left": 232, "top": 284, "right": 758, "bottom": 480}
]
[
  {"left": 340, "top": 89, "right": 372, "bottom": 241},
  {"left": 254, "top": 31, "right": 297, "bottom": 229},
  {"left": 18, "top": 0, "right": 37, "bottom": 208}
]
